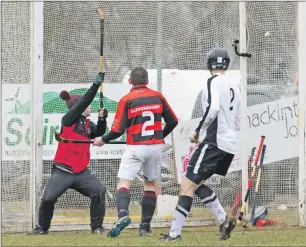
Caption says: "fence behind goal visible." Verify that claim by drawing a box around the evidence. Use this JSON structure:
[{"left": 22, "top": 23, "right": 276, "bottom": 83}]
[{"left": 1, "top": 1, "right": 305, "bottom": 234}]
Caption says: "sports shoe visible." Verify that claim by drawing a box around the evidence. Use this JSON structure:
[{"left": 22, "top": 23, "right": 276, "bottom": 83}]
[
  {"left": 160, "top": 233, "right": 181, "bottom": 242},
  {"left": 28, "top": 225, "right": 48, "bottom": 235},
  {"left": 107, "top": 216, "right": 131, "bottom": 238},
  {"left": 139, "top": 223, "right": 152, "bottom": 236},
  {"left": 219, "top": 217, "right": 236, "bottom": 240},
  {"left": 91, "top": 227, "right": 105, "bottom": 234}
]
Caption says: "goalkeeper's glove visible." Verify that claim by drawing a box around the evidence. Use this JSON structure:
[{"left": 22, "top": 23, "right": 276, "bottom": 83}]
[
  {"left": 94, "top": 72, "right": 105, "bottom": 86},
  {"left": 98, "top": 108, "right": 108, "bottom": 121}
]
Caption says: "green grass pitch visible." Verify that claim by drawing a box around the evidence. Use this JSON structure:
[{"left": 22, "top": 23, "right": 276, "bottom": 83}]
[{"left": 2, "top": 226, "right": 306, "bottom": 246}]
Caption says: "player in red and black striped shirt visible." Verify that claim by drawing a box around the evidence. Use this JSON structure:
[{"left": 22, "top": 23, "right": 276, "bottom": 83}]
[{"left": 93, "top": 67, "right": 178, "bottom": 238}]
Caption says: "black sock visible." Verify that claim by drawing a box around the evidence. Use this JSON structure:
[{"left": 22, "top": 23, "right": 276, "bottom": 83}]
[
  {"left": 195, "top": 184, "right": 215, "bottom": 201},
  {"left": 176, "top": 195, "right": 193, "bottom": 214},
  {"left": 195, "top": 184, "right": 227, "bottom": 224},
  {"left": 116, "top": 187, "right": 130, "bottom": 218},
  {"left": 141, "top": 191, "right": 157, "bottom": 226}
]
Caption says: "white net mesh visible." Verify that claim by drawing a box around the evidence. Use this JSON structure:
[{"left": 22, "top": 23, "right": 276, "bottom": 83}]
[
  {"left": 1, "top": 2, "right": 32, "bottom": 233},
  {"left": 41, "top": 2, "right": 241, "bottom": 231},
  {"left": 1, "top": 1, "right": 303, "bottom": 233},
  {"left": 245, "top": 2, "right": 299, "bottom": 225}
]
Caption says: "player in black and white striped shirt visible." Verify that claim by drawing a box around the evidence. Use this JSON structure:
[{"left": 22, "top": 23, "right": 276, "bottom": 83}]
[{"left": 161, "top": 48, "right": 241, "bottom": 242}]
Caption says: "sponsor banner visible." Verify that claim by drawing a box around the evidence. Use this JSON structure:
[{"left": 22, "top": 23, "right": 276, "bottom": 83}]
[
  {"left": 2, "top": 83, "right": 143, "bottom": 160},
  {"left": 2, "top": 113, "right": 128, "bottom": 160},
  {"left": 2, "top": 71, "right": 298, "bottom": 169}
]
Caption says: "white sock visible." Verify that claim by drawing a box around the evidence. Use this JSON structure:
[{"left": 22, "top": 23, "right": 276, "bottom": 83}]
[
  {"left": 202, "top": 193, "right": 227, "bottom": 225},
  {"left": 169, "top": 205, "right": 188, "bottom": 238}
]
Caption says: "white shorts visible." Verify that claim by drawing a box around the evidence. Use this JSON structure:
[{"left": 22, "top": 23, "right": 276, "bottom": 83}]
[{"left": 118, "top": 144, "right": 163, "bottom": 181}]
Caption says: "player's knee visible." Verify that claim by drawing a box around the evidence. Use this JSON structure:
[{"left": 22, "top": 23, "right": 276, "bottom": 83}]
[
  {"left": 144, "top": 184, "right": 155, "bottom": 192},
  {"left": 91, "top": 184, "right": 106, "bottom": 204},
  {"left": 143, "top": 178, "right": 155, "bottom": 191},
  {"left": 97, "top": 183, "right": 106, "bottom": 198},
  {"left": 41, "top": 194, "right": 57, "bottom": 204},
  {"left": 98, "top": 183, "right": 106, "bottom": 195},
  {"left": 91, "top": 194, "right": 104, "bottom": 204},
  {"left": 180, "top": 176, "right": 198, "bottom": 197},
  {"left": 91, "top": 190, "right": 105, "bottom": 204},
  {"left": 180, "top": 187, "right": 193, "bottom": 197},
  {"left": 117, "top": 178, "right": 132, "bottom": 190}
]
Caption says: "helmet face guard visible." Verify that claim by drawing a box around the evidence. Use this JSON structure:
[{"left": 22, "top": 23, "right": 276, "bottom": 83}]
[{"left": 207, "top": 48, "right": 230, "bottom": 70}]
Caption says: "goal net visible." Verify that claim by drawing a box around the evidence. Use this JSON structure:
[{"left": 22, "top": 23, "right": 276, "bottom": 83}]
[
  {"left": 1, "top": 1, "right": 304, "bottom": 234},
  {"left": 1, "top": 2, "right": 33, "bottom": 233},
  {"left": 245, "top": 2, "right": 300, "bottom": 226}
]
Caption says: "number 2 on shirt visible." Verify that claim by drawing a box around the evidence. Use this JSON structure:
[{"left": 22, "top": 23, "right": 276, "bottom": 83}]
[{"left": 141, "top": 111, "right": 154, "bottom": 136}]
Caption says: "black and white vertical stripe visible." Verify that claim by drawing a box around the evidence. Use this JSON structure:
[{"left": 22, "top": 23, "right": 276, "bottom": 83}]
[
  {"left": 193, "top": 144, "right": 209, "bottom": 174},
  {"left": 195, "top": 75, "right": 217, "bottom": 133},
  {"left": 195, "top": 75, "right": 219, "bottom": 147}
]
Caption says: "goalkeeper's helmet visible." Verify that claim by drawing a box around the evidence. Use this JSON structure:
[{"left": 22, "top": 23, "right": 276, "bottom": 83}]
[{"left": 207, "top": 48, "right": 230, "bottom": 70}]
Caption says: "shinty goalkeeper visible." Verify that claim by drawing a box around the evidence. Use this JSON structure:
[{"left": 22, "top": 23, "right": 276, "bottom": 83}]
[{"left": 29, "top": 73, "right": 108, "bottom": 235}]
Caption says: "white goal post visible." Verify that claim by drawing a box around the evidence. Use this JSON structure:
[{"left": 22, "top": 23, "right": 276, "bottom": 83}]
[
  {"left": 30, "top": 1, "right": 44, "bottom": 231},
  {"left": 1, "top": 1, "right": 306, "bottom": 234},
  {"left": 298, "top": 1, "right": 306, "bottom": 227}
]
